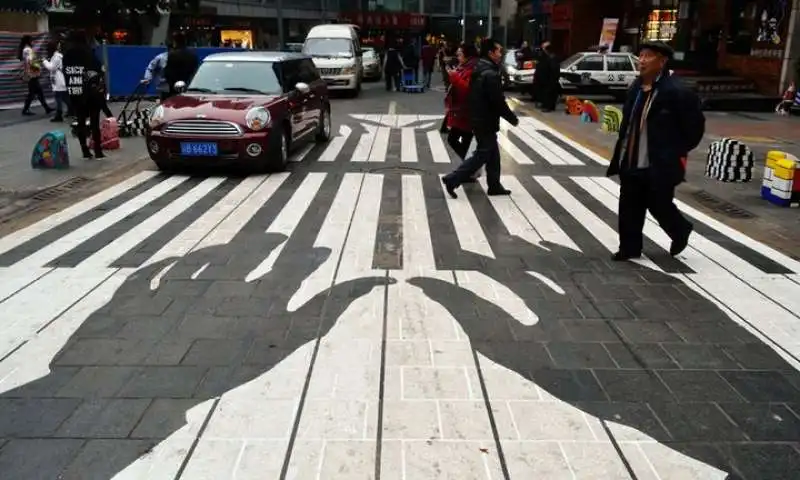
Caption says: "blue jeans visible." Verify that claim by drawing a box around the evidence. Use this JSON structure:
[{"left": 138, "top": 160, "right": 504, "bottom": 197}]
[
  {"left": 54, "top": 91, "right": 69, "bottom": 117},
  {"left": 443, "top": 132, "right": 501, "bottom": 189}
]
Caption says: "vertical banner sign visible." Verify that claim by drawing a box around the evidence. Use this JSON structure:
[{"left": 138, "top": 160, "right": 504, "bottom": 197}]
[{"left": 598, "top": 18, "right": 620, "bottom": 51}]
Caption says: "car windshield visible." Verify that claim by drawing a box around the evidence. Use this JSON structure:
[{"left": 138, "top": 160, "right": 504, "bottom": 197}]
[
  {"left": 188, "top": 61, "right": 283, "bottom": 95},
  {"left": 363, "top": 48, "right": 376, "bottom": 59},
  {"left": 503, "top": 51, "right": 517, "bottom": 66},
  {"left": 560, "top": 53, "right": 584, "bottom": 69},
  {"left": 303, "top": 38, "right": 353, "bottom": 58}
]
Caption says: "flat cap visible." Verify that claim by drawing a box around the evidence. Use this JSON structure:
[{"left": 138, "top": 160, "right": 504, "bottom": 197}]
[{"left": 638, "top": 41, "right": 674, "bottom": 59}]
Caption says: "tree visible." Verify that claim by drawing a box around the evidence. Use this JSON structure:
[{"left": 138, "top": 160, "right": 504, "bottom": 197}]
[{"left": 68, "top": 0, "right": 198, "bottom": 29}]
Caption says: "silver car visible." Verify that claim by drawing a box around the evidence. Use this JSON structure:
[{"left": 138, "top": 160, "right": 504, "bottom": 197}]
[
  {"left": 502, "top": 49, "right": 536, "bottom": 90},
  {"left": 362, "top": 47, "right": 382, "bottom": 80}
]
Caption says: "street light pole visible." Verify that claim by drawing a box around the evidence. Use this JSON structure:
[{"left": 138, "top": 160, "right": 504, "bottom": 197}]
[
  {"left": 277, "top": 0, "right": 285, "bottom": 50},
  {"left": 487, "top": 0, "right": 492, "bottom": 38},
  {"left": 461, "top": 0, "right": 466, "bottom": 42}
]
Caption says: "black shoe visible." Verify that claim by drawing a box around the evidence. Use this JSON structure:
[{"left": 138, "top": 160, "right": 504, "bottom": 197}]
[
  {"left": 487, "top": 187, "right": 511, "bottom": 196},
  {"left": 611, "top": 251, "right": 641, "bottom": 262},
  {"left": 21, "top": 110, "right": 34, "bottom": 116},
  {"left": 670, "top": 225, "right": 693, "bottom": 256},
  {"left": 81, "top": 149, "right": 93, "bottom": 159},
  {"left": 50, "top": 116, "right": 63, "bottom": 122},
  {"left": 462, "top": 178, "right": 477, "bottom": 183},
  {"left": 442, "top": 177, "right": 458, "bottom": 199},
  {"left": 94, "top": 149, "right": 105, "bottom": 159}
]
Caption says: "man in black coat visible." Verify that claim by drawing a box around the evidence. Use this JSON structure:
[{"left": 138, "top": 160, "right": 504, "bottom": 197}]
[
  {"left": 606, "top": 41, "right": 705, "bottom": 261},
  {"left": 442, "top": 38, "right": 519, "bottom": 199},
  {"left": 533, "top": 41, "right": 560, "bottom": 111},
  {"left": 163, "top": 34, "right": 199, "bottom": 99}
]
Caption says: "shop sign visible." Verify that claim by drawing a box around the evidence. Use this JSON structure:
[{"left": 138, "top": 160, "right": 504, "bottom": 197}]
[
  {"left": 750, "top": 48, "right": 783, "bottom": 59},
  {"left": 47, "top": 0, "right": 74, "bottom": 12},
  {"left": 339, "top": 12, "right": 426, "bottom": 29}
]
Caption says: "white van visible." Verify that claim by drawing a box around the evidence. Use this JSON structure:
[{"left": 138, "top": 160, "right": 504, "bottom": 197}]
[{"left": 303, "top": 24, "right": 363, "bottom": 97}]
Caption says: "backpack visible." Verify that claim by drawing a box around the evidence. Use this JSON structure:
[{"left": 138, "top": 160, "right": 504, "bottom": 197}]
[{"left": 31, "top": 131, "right": 69, "bottom": 169}]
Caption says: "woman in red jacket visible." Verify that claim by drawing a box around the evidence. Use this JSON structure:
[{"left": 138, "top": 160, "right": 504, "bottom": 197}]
[{"left": 445, "top": 43, "right": 478, "bottom": 161}]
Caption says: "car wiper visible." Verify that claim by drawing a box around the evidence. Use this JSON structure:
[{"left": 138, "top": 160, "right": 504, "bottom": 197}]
[
  {"left": 186, "top": 87, "right": 214, "bottom": 93},
  {"left": 222, "top": 87, "right": 266, "bottom": 94}
]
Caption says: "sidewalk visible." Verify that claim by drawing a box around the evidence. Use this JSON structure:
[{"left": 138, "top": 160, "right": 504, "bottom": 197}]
[
  {"left": 0, "top": 102, "right": 149, "bottom": 197},
  {"left": 514, "top": 97, "right": 800, "bottom": 260}
]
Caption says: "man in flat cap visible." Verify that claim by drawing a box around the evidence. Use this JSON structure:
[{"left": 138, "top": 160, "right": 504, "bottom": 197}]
[{"left": 606, "top": 41, "right": 705, "bottom": 261}]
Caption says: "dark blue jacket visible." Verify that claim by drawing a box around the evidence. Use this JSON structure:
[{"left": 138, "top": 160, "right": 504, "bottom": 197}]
[{"left": 606, "top": 72, "right": 705, "bottom": 186}]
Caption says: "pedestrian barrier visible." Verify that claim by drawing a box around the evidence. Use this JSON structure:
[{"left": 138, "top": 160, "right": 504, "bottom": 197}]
[
  {"left": 601, "top": 105, "right": 622, "bottom": 133},
  {"left": 705, "top": 138, "right": 754, "bottom": 182},
  {"left": 564, "top": 96, "right": 582, "bottom": 115},
  {"left": 31, "top": 131, "right": 69, "bottom": 169},
  {"left": 761, "top": 150, "right": 800, "bottom": 207},
  {"left": 580, "top": 100, "right": 600, "bottom": 123}
]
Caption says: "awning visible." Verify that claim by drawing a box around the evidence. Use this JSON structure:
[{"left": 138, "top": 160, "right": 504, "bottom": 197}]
[{"left": 0, "top": 0, "right": 48, "bottom": 14}]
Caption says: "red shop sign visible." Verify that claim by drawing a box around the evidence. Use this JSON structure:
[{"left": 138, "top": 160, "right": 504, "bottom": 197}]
[{"left": 339, "top": 12, "right": 427, "bottom": 29}]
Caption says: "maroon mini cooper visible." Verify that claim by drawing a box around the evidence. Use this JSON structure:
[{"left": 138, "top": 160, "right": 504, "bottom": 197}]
[{"left": 145, "top": 51, "right": 331, "bottom": 171}]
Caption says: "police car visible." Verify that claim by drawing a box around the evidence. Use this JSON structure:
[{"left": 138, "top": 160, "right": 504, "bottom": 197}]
[{"left": 558, "top": 51, "right": 640, "bottom": 100}]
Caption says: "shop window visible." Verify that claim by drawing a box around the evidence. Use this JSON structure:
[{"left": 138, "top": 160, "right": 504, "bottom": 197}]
[
  {"left": 575, "top": 55, "right": 604, "bottom": 71},
  {"left": 220, "top": 29, "right": 254, "bottom": 48},
  {"left": 644, "top": 9, "right": 677, "bottom": 42},
  {"left": 426, "top": 0, "right": 450, "bottom": 14},
  {"left": 606, "top": 55, "right": 634, "bottom": 71}
]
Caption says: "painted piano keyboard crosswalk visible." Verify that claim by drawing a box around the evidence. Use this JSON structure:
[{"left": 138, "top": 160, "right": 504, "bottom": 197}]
[{"left": 1, "top": 117, "right": 799, "bottom": 479}]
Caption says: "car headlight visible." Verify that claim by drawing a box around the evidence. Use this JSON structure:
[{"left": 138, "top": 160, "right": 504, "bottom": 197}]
[
  {"left": 341, "top": 66, "right": 356, "bottom": 75},
  {"left": 245, "top": 107, "right": 270, "bottom": 131},
  {"left": 149, "top": 105, "right": 165, "bottom": 128}
]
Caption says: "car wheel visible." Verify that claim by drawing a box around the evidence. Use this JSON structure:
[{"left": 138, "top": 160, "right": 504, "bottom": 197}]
[
  {"left": 316, "top": 106, "right": 331, "bottom": 143},
  {"left": 265, "top": 127, "right": 289, "bottom": 172}
]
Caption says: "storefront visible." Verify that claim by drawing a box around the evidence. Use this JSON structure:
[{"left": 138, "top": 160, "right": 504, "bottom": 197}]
[
  {"left": 337, "top": 12, "right": 427, "bottom": 48},
  {"left": 0, "top": 0, "right": 48, "bottom": 32}
]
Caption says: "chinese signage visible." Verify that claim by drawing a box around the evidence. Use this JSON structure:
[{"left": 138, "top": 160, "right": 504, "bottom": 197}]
[
  {"left": 338, "top": 12, "right": 427, "bottom": 29},
  {"left": 598, "top": 18, "right": 619, "bottom": 51}
]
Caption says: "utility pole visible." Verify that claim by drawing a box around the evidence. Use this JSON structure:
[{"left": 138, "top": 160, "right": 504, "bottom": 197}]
[
  {"left": 487, "top": 0, "right": 492, "bottom": 38},
  {"left": 277, "top": 0, "right": 285, "bottom": 49}
]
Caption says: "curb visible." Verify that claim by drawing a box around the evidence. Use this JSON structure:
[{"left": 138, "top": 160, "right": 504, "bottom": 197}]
[{"left": 0, "top": 155, "right": 153, "bottom": 227}]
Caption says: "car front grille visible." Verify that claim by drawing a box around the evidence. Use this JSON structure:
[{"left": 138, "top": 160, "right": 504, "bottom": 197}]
[
  {"left": 162, "top": 120, "right": 243, "bottom": 137},
  {"left": 319, "top": 68, "right": 342, "bottom": 76}
]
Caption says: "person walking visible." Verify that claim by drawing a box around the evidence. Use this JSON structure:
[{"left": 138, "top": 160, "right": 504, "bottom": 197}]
[
  {"left": 421, "top": 40, "right": 437, "bottom": 88},
  {"left": 43, "top": 40, "right": 67, "bottom": 122},
  {"left": 383, "top": 39, "right": 406, "bottom": 92},
  {"left": 163, "top": 34, "right": 199, "bottom": 98},
  {"left": 445, "top": 43, "right": 478, "bottom": 161},
  {"left": 63, "top": 30, "right": 106, "bottom": 159},
  {"left": 534, "top": 41, "right": 560, "bottom": 112},
  {"left": 18, "top": 35, "right": 53, "bottom": 117},
  {"left": 442, "top": 38, "right": 518, "bottom": 199},
  {"left": 606, "top": 41, "right": 705, "bottom": 262}
]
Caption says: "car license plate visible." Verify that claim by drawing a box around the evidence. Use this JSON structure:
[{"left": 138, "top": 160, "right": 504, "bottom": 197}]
[{"left": 180, "top": 142, "right": 218, "bottom": 156}]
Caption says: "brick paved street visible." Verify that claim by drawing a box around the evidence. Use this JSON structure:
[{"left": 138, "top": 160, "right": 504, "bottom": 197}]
[{"left": 0, "top": 79, "right": 798, "bottom": 479}]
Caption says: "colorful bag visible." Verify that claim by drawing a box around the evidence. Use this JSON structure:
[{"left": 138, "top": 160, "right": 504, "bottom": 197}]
[
  {"left": 31, "top": 131, "right": 69, "bottom": 169},
  {"left": 89, "top": 118, "right": 120, "bottom": 150}
]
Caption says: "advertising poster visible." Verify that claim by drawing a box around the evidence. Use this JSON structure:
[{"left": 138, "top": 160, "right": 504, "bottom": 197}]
[{"left": 598, "top": 18, "right": 619, "bottom": 51}]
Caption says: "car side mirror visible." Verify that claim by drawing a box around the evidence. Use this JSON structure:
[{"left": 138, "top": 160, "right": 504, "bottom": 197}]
[
  {"left": 174, "top": 81, "right": 187, "bottom": 93},
  {"left": 295, "top": 82, "right": 311, "bottom": 94}
]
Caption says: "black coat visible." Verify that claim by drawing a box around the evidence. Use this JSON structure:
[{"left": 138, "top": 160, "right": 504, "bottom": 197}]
[
  {"left": 606, "top": 72, "right": 705, "bottom": 186},
  {"left": 467, "top": 58, "right": 518, "bottom": 134},
  {"left": 62, "top": 44, "right": 104, "bottom": 106}
]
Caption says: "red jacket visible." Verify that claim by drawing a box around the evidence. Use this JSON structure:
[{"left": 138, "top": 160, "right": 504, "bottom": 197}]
[{"left": 445, "top": 58, "right": 477, "bottom": 131}]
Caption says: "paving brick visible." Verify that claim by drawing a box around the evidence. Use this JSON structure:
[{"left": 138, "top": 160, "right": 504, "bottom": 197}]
[
  {"left": 56, "top": 367, "right": 140, "bottom": 398},
  {"left": 55, "top": 399, "right": 151, "bottom": 438},
  {"left": 118, "top": 366, "right": 208, "bottom": 398},
  {"left": 604, "top": 342, "right": 679, "bottom": 369},
  {"left": 722, "top": 343, "right": 791, "bottom": 370},
  {"left": 577, "top": 401, "right": 670, "bottom": 441},
  {"left": 546, "top": 342, "right": 617, "bottom": 369},
  {"left": 0, "top": 439, "right": 85, "bottom": 480},
  {"left": 529, "top": 368, "right": 607, "bottom": 402},
  {"left": 725, "top": 442, "right": 800, "bottom": 480},
  {"left": 720, "top": 371, "right": 800, "bottom": 402},
  {"left": 661, "top": 343, "right": 741, "bottom": 369},
  {"left": 59, "top": 439, "right": 157, "bottom": 480},
  {"left": 718, "top": 403, "right": 800, "bottom": 442},
  {"left": 180, "top": 339, "right": 252, "bottom": 366},
  {"left": 115, "top": 315, "right": 183, "bottom": 339},
  {"left": 593, "top": 369, "right": 673, "bottom": 402},
  {"left": 0, "top": 398, "right": 81, "bottom": 437},
  {"left": 560, "top": 319, "right": 621, "bottom": 342},
  {"left": 611, "top": 320, "right": 684, "bottom": 343},
  {"left": 649, "top": 403, "right": 748, "bottom": 442},
  {"left": 657, "top": 370, "right": 744, "bottom": 402},
  {"left": 205, "top": 279, "right": 257, "bottom": 297},
  {"left": 130, "top": 399, "right": 200, "bottom": 439}
]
